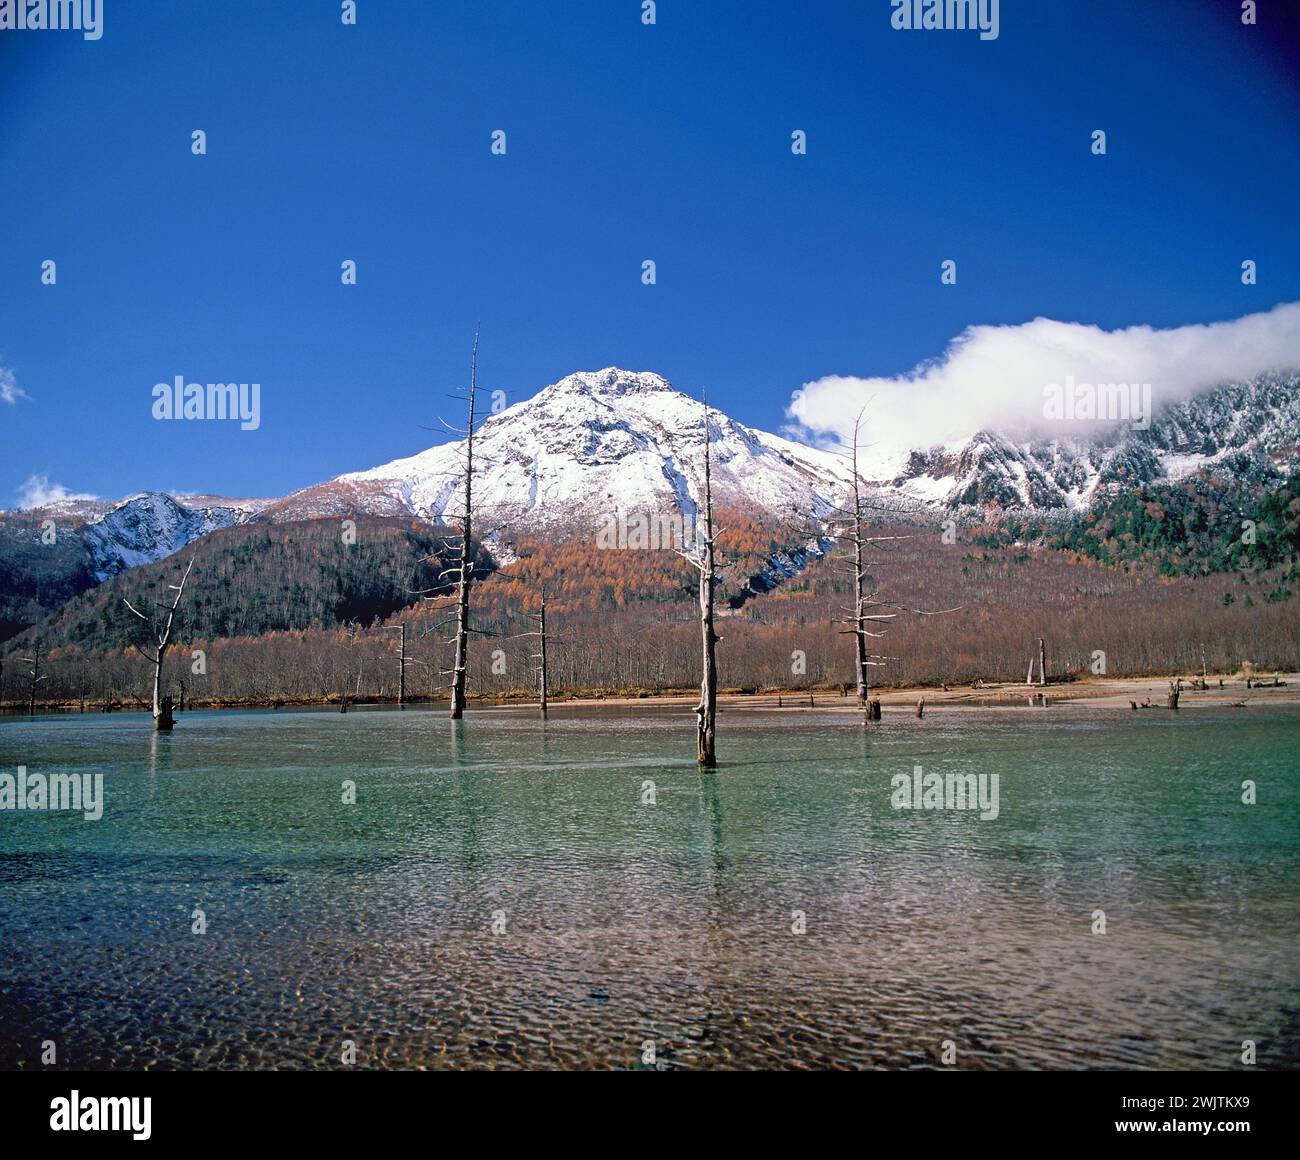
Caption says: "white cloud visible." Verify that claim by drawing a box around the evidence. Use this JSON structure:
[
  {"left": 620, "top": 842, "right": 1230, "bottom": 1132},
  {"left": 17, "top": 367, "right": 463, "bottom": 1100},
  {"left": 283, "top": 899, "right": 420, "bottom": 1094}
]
[
  {"left": 787, "top": 302, "right": 1300, "bottom": 477},
  {"left": 0, "top": 365, "right": 28, "bottom": 405},
  {"left": 15, "top": 474, "right": 97, "bottom": 510}
]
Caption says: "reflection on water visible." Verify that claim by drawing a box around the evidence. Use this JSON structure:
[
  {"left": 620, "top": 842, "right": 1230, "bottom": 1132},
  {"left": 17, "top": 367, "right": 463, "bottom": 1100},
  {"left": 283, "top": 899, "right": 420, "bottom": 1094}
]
[{"left": 0, "top": 704, "right": 1297, "bottom": 1070}]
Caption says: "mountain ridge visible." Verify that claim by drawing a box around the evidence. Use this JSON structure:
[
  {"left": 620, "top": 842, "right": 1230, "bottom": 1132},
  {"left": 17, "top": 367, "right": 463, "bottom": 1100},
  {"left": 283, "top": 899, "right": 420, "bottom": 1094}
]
[{"left": 7, "top": 366, "right": 1298, "bottom": 578}]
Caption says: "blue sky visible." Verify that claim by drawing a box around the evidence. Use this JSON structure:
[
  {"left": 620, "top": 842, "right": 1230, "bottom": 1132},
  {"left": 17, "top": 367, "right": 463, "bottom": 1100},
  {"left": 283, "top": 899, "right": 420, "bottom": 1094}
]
[{"left": 1, "top": 0, "right": 1298, "bottom": 504}]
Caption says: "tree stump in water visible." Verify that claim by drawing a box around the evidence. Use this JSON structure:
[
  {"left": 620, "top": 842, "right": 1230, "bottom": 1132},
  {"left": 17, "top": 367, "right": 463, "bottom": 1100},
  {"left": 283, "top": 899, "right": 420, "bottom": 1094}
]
[
  {"left": 867, "top": 699, "right": 882, "bottom": 721},
  {"left": 916, "top": 699, "right": 925, "bottom": 718},
  {"left": 156, "top": 696, "right": 175, "bottom": 732},
  {"left": 1167, "top": 680, "right": 1181, "bottom": 711}
]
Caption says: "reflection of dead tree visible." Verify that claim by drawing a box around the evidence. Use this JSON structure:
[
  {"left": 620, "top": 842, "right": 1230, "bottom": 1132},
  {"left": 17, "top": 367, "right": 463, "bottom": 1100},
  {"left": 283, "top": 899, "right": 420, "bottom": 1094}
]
[
  {"left": 123, "top": 555, "right": 196, "bottom": 731},
  {"left": 829, "top": 409, "right": 962, "bottom": 723}
]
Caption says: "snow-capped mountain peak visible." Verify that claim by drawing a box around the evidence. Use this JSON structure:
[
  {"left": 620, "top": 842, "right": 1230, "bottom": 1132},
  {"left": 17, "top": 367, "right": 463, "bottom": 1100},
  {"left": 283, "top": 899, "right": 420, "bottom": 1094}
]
[
  {"left": 541, "top": 367, "right": 675, "bottom": 399},
  {"left": 328, "top": 368, "right": 853, "bottom": 532}
]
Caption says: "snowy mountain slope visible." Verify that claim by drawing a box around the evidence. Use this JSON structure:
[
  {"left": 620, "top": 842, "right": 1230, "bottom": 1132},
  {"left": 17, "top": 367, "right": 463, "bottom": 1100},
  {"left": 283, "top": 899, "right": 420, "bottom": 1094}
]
[
  {"left": 6, "top": 369, "right": 1296, "bottom": 587},
  {"left": 332, "top": 368, "right": 857, "bottom": 531}
]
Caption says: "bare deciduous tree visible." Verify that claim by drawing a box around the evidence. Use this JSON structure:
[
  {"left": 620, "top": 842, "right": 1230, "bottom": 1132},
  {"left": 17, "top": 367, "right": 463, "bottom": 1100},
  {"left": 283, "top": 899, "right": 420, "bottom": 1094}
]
[
  {"left": 123, "top": 555, "right": 196, "bottom": 731},
  {"left": 830, "top": 411, "right": 961, "bottom": 721}
]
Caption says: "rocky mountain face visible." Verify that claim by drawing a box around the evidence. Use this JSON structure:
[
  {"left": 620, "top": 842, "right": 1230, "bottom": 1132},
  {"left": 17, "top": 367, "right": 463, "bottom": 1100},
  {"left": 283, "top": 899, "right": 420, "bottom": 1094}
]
[
  {"left": 82, "top": 493, "right": 271, "bottom": 579},
  {"left": 8, "top": 368, "right": 1298, "bottom": 580},
  {"left": 886, "top": 371, "right": 1299, "bottom": 511}
]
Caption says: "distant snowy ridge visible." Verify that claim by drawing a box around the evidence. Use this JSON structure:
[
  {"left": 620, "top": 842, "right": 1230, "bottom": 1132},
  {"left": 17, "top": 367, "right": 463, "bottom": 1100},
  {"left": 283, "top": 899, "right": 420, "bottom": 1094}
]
[
  {"left": 885, "top": 371, "right": 1299, "bottom": 510},
  {"left": 7, "top": 367, "right": 1297, "bottom": 577}
]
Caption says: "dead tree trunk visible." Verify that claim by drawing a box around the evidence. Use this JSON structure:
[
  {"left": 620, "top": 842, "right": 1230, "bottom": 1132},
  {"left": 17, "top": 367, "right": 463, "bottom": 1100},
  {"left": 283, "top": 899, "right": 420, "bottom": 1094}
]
[
  {"left": 697, "top": 411, "right": 718, "bottom": 767},
  {"left": 516, "top": 581, "right": 552, "bottom": 719},
  {"left": 20, "top": 638, "right": 45, "bottom": 718},
  {"left": 679, "top": 396, "right": 720, "bottom": 768},
  {"left": 1167, "top": 679, "right": 1182, "bottom": 710},
  {"left": 376, "top": 623, "right": 409, "bottom": 708},
  {"left": 537, "top": 585, "right": 548, "bottom": 719},
  {"left": 449, "top": 328, "right": 479, "bottom": 720},
  {"left": 1038, "top": 638, "right": 1047, "bottom": 686},
  {"left": 833, "top": 412, "right": 899, "bottom": 724},
  {"left": 396, "top": 624, "right": 407, "bottom": 708},
  {"left": 827, "top": 411, "right": 963, "bottom": 721},
  {"left": 851, "top": 463, "right": 870, "bottom": 711},
  {"left": 123, "top": 555, "right": 196, "bottom": 732}
]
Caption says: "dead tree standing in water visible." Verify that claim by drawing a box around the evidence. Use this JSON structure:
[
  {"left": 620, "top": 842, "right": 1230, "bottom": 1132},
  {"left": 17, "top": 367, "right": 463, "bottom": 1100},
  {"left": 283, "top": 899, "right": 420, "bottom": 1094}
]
[
  {"left": 20, "top": 637, "right": 47, "bottom": 718},
  {"left": 447, "top": 328, "right": 480, "bottom": 719},
  {"left": 532, "top": 584, "right": 549, "bottom": 718},
  {"left": 676, "top": 394, "right": 721, "bottom": 767},
  {"left": 510, "top": 580, "right": 552, "bottom": 718},
  {"left": 830, "top": 410, "right": 962, "bottom": 723},
  {"left": 376, "top": 623, "right": 408, "bottom": 708},
  {"left": 831, "top": 413, "right": 902, "bottom": 722},
  {"left": 403, "top": 330, "right": 496, "bottom": 718},
  {"left": 123, "top": 555, "right": 196, "bottom": 732}
]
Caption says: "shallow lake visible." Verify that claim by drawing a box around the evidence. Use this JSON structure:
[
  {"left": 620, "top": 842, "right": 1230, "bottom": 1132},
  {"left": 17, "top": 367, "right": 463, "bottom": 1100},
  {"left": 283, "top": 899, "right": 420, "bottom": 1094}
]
[{"left": 1, "top": 703, "right": 1297, "bottom": 1069}]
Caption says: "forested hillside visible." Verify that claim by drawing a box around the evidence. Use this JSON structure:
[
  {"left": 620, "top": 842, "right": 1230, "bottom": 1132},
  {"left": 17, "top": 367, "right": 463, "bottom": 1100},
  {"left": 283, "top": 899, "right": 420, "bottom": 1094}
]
[
  {"left": 0, "top": 511, "right": 97, "bottom": 642},
  {"left": 9, "top": 517, "right": 484, "bottom": 653},
  {"left": 1046, "top": 473, "right": 1300, "bottom": 577},
  {"left": 4, "top": 506, "right": 1295, "bottom": 710}
]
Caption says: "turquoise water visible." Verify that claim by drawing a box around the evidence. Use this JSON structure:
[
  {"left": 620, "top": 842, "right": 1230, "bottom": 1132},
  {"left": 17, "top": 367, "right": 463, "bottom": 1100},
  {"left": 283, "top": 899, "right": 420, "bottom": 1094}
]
[{"left": 1, "top": 704, "right": 1297, "bottom": 1070}]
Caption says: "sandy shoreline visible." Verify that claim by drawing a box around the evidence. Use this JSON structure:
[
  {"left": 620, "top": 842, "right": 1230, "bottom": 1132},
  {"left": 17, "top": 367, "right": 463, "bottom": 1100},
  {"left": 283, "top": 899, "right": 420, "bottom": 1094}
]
[
  {"left": 543, "top": 672, "right": 1300, "bottom": 713},
  {"left": 8, "top": 672, "right": 1298, "bottom": 718}
]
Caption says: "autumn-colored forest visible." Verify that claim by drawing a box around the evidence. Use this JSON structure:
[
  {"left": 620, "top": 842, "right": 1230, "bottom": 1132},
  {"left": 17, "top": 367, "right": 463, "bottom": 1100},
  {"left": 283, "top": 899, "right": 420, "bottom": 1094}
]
[{"left": 2, "top": 475, "right": 1296, "bottom": 710}]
